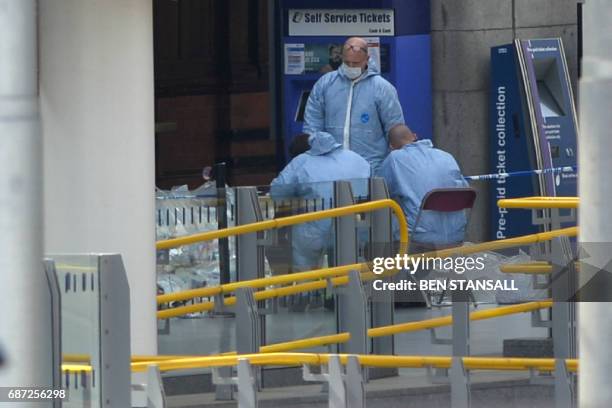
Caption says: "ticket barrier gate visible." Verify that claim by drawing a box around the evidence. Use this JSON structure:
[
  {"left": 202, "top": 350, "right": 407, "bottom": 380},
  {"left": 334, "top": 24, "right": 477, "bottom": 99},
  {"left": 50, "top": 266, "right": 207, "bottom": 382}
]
[
  {"left": 42, "top": 195, "right": 578, "bottom": 407},
  {"left": 47, "top": 178, "right": 396, "bottom": 407}
]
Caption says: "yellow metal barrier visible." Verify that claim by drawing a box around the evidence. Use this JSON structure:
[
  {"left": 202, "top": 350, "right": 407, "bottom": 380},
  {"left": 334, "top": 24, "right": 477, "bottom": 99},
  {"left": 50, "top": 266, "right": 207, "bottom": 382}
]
[
  {"left": 70, "top": 300, "right": 552, "bottom": 364},
  {"left": 156, "top": 199, "right": 408, "bottom": 250},
  {"left": 157, "top": 268, "right": 395, "bottom": 319},
  {"left": 368, "top": 300, "right": 552, "bottom": 338},
  {"left": 260, "top": 333, "right": 351, "bottom": 353},
  {"left": 500, "top": 261, "right": 579, "bottom": 275},
  {"left": 63, "top": 353, "right": 577, "bottom": 374},
  {"left": 157, "top": 264, "right": 358, "bottom": 305},
  {"left": 128, "top": 352, "right": 578, "bottom": 373},
  {"left": 426, "top": 227, "right": 577, "bottom": 259},
  {"left": 157, "top": 199, "right": 408, "bottom": 310},
  {"left": 154, "top": 199, "right": 574, "bottom": 362},
  {"left": 157, "top": 301, "right": 552, "bottom": 359},
  {"left": 62, "top": 353, "right": 92, "bottom": 363},
  {"left": 500, "top": 263, "right": 553, "bottom": 274},
  {"left": 497, "top": 196, "right": 579, "bottom": 209},
  {"left": 157, "top": 226, "right": 576, "bottom": 319},
  {"left": 78, "top": 300, "right": 552, "bottom": 367},
  {"left": 62, "top": 364, "right": 93, "bottom": 373}
]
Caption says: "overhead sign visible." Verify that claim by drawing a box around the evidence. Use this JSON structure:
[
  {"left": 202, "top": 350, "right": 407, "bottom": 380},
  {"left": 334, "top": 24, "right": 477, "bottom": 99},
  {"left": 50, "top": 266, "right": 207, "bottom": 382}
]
[{"left": 288, "top": 9, "right": 394, "bottom": 37}]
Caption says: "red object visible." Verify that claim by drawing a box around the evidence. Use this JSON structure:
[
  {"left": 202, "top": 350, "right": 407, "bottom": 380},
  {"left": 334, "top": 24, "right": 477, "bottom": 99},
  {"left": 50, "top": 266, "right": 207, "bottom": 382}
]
[
  {"left": 420, "top": 188, "right": 477, "bottom": 212},
  {"left": 412, "top": 187, "right": 478, "bottom": 246}
]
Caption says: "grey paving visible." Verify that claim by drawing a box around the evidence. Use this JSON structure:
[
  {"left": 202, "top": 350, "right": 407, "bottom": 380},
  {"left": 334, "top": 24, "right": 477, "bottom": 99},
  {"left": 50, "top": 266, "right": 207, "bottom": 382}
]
[{"left": 166, "top": 373, "right": 554, "bottom": 408}]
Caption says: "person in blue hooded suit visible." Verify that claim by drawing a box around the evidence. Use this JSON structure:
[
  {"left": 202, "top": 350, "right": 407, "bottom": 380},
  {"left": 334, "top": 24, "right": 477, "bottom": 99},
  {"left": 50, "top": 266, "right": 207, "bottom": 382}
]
[
  {"left": 380, "top": 125, "right": 469, "bottom": 246},
  {"left": 271, "top": 131, "right": 370, "bottom": 272},
  {"left": 303, "top": 37, "right": 405, "bottom": 176}
]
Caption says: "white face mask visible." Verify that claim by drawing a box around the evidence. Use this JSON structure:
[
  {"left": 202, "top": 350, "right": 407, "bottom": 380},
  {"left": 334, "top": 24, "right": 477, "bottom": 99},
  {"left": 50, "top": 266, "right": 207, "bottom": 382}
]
[{"left": 340, "top": 63, "right": 362, "bottom": 80}]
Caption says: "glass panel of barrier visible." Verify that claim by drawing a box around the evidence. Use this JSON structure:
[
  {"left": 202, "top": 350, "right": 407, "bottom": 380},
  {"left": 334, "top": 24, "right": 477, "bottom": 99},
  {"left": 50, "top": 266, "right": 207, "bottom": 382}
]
[
  {"left": 156, "top": 187, "right": 237, "bottom": 356},
  {"left": 260, "top": 179, "right": 368, "bottom": 347},
  {"left": 156, "top": 179, "right": 373, "bottom": 356},
  {"left": 156, "top": 187, "right": 237, "bottom": 287},
  {"left": 261, "top": 181, "right": 336, "bottom": 346},
  {"left": 54, "top": 254, "right": 101, "bottom": 407}
]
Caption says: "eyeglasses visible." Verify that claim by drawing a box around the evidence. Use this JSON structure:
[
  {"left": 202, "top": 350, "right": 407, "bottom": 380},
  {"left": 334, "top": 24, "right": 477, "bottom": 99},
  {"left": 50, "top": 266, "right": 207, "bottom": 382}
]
[{"left": 344, "top": 44, "right": 368, "bottom": 54}]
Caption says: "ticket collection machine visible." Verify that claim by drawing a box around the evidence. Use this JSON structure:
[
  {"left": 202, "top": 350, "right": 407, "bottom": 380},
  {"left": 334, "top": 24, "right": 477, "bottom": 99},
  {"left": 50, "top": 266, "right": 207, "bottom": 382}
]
[
  {"left": 490, "top": 38, "right": 578, "bottom": 239},
  {"left": 276, "top": 0, "right": 432, "bottom": 163}
]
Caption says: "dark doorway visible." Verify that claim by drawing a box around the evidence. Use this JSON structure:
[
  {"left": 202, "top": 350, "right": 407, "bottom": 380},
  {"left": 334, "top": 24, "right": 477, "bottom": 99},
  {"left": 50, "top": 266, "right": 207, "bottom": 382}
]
[{"left": 153, "top": 0, "right": 276, "bottom": 189}]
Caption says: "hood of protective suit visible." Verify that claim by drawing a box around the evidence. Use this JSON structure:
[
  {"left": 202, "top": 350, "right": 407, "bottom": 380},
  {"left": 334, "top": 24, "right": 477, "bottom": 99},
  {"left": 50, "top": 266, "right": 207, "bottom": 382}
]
[
  {"left": 307, "top": 132, "right": 342, "bottom": 156},
  {"left": 337, "top": 56, "right": 380, "bottom": 81}
]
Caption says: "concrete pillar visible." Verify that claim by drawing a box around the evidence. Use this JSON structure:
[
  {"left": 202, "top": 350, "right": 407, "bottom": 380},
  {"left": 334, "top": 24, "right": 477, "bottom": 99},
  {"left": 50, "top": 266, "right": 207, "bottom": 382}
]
[
  {"left": 578, "top": 1, "right": 612, "bottom": 406},
  {"left": 431, "top": 0, "right": 579, "bottom": 241},
  {"left": 0, "top": 0, "right": 52, "bottom": 397},
  {"left": 39, "top": 0, "right": 157, "bottom": 355}
]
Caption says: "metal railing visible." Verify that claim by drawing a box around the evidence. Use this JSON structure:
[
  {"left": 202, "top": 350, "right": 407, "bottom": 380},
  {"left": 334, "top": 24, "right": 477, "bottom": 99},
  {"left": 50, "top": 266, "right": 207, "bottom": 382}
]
[
  {"left": 126, "top": 352, "right": 578, "bottom": 373},
  {"left": 497, "top": 196, "right": 579, "bottom": 209},
  {"left": 157, "top": 226, "right": 576, "bottom": 318},
  {"left": 156, "top": 198, "right": 408, "bottom": 251},
  {"left": 500, "top": 262, "right": 553, "bottom": 274},
  {"left": 51, "top": 195, "right": 581, "bottom": 407},
  {"left": 61, "top": 352, "right": 579, "bottom": 408}
]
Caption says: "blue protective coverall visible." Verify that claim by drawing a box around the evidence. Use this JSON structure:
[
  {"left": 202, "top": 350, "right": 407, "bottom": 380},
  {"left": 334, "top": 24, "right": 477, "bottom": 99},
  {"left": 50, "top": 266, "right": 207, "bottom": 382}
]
[
  {"left": 271, "top": 132, "right": 370, "bottom": 271},
  {"left": 303, "top": 57, "right": 404, "bottom": 176},
  {"left": 379, "top": 139, "right": 469, "bottom": 245}
]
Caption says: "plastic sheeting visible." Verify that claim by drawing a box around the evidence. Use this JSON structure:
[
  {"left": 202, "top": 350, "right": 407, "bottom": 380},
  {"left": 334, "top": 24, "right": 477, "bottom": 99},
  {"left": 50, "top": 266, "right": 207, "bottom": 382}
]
[
  {"left": 155, "top": 183, "right": 235, "bottom": 299},
  {"left": 427, "top": 247, "right": 548, "bottom": 304}
]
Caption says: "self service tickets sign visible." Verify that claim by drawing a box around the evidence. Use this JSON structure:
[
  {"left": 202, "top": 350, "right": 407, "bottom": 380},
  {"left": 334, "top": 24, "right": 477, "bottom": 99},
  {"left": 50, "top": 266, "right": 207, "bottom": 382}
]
[{"left": 288, "top": 9, "right": 395, "bottom": 36}]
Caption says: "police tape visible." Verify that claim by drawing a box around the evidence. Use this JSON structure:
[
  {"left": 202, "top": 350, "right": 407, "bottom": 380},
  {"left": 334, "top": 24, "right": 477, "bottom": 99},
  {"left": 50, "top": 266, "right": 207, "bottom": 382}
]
[{"left": 464, "top": 166, "right": 577, "bottom": 181}]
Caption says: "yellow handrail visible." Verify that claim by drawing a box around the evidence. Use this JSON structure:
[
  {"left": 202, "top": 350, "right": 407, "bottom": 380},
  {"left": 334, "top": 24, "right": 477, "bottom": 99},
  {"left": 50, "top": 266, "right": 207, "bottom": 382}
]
[
  {"left": 63, "top": 353, "right": 578, "bottom": 374},
  {"left": 260, "top": 333, "right": 351, "bottom": 353},
  {"left": 156, "top": 199, "right": 408, "bottom": 250},
  {"left": 69, "top": 300, "right": 552, "bottom": 366},
  {"left": 500, "top": 263, "right": 553, "bottom": 274},
  {"left": 497, "top": 196, "right": 579, "bottom": 209},
  {"left": 156, "top": 300, "right": 553, "bottom": 360},
  {"left": 426, "top": 227, "right": 577, "bottom": 259},
  {"left": 212, "top": 333, "right": 352, "bottom": 356},
  {"left": 63, "top": 353, "right": 92, "bottom": 363},
  {"left": 500, "top": 261, "right": 580, "bottom": 275},
  {"left": 62, "top": 364, "right": 93, "bottom": 373},
  {"left": 157, "top": 226, "right": 576, "bottom": 318},
  {"left": 157, "top": 263, "right": 362, "bottom": 305},
  {"left": 127, "top": 352, "right": 578, "bottom": 373},
  {"left": 156, "top": 199, "right": 408, "bottom": 308},
  {"left": 158, "top": 268, "right": 398, "bottom": 319},
  {"left": 69, "top": 299, "right": 552, "bottom": 368},
  {"left": 368, "top": 300, "right": 552, "bottom": 337}
]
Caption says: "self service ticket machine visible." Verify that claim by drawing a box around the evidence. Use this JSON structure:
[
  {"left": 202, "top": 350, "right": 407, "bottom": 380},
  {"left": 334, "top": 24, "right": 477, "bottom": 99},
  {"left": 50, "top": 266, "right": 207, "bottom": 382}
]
[
  {"left": 490, "top": 38, "right": 579, "bottom": 240},
  {"left": 277, "top": 0, "right": 431, "bottom": 164}
]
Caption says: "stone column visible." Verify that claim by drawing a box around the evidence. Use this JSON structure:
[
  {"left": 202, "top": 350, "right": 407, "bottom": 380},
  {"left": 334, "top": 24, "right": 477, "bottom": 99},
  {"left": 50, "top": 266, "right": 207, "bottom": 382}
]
[{"left": 39, "top": 0, "right": 157, "bottom": 355}]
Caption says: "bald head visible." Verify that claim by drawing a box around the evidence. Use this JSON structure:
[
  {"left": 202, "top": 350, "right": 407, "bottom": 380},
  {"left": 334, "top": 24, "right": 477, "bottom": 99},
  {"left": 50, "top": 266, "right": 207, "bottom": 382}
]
[
  {"left": 389, "top": 125, "right": 417, "bottom": 150},
  {"left": 345, "top": 37, "right": 368, "bottom": 51},
  {"left": 342, "top": 37, "right": 369, "bottom": 71}
]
